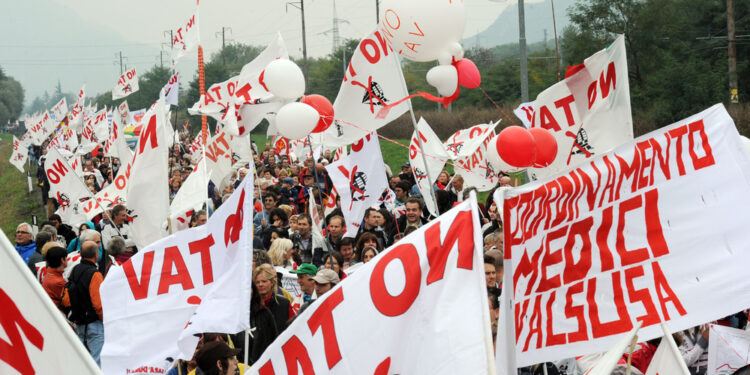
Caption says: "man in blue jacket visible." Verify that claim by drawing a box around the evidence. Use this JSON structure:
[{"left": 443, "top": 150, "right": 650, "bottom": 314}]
[{"left": 14, "top": 222, "right": 36, "bottom": 263}]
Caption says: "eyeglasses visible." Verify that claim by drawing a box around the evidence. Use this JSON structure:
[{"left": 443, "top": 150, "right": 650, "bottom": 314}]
[{"left": 16, "top": 231, "right": 29, "bottom": 235}]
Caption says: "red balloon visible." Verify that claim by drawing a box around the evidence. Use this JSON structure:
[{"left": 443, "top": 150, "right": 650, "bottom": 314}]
[
  {"left": 496, "top": 126, "right": 537, "bottom": 168},
  {"left": 528, "top": 127, "right": 557, "bottom": 167},
  {"left": 301, "top": 94, "right": 334, "bottom": 133},
  {"left": 454, "top": 58, "right": 481, "bottom": 89}
]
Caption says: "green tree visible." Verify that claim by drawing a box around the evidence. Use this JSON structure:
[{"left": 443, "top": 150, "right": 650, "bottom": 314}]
[{"left": 0, "top": 66, "right": 25, "bottom": 124}]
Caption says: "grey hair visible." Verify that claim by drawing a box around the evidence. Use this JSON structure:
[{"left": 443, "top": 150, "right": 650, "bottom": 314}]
[
  {"left": 107, "top": 236, "right": 126, "bottom": 256},
  {"left": 17, "top": 223, "right": 34, "bottom": 239},
  {"left": 80, "top": 229, "right": 100, "bottom": 242},
  {"left": 41, "top": 224, "right": 57, "bottom": 237}
]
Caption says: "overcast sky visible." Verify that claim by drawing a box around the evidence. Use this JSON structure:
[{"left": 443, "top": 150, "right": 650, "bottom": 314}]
[{"left": 1, "top": 0, "right": 543, "bottom": 106}]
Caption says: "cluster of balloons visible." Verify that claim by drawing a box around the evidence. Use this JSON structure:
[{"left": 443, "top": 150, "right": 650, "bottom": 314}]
[
  {"left": 379, "top": 0, "right": 479, "bottom": 100},
  {"left": 264, "top": 59, "right": 334, "bottom": 140},
  {"left": 487, "top": 126, "right": 558, "bottom": 173}
]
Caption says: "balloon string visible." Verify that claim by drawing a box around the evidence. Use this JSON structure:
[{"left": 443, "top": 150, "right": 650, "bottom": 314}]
[
  {"left": 478, "top": 86, "right": 520, "bottom": 127},
  {"left": 333, "top": 118, "right": 494, "bottom": 181}
]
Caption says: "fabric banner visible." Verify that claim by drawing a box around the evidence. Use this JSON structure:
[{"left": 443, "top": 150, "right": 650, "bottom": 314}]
[
  {"left": 645, "top": 325, "right": 690, "bottom": 375},
  {"left": 445, "top": 122, "right": 499, "bottom": 191},
  {"left": 10, "top": 135, "right": 28, "bottom": 172},
  {"left": 204, "top": 129, "right": 234, "bottom": 185},
  {"left": 169, "top": 157, "right": 210, "bottom": 232},
  {"left": 44, "top": 148, "right": 94, "bottom": 227},
  {"left": 126, "top": 100, "right": 169, "bottom": 249},
  {"left": 162, "top": 71, "right": 179, "bottom": 107},
  {"left": 118, "top": 100, "right": 130, "bottom": 126},
  {"left": 326, "top": 133, "right": 388, "bottom": 238},
  {"left": 322, "top": 29, "right": 410, "bottom": 147},
  {"left": 228, "top": 133, "right": 252, "bottom": 164},
  {"left": 583, "top": 323, "right": 641, "bottom": 375},
  {"left": 104, "top": 106, "right": 133, "bottom": 162},
  {"left": 87, "top": 107, "right": 109, "bottom": 143},
  {"left": 113, "top": 67, "right": 139, "bottom": 100},
  {"left": 171, "top": 9, "right": 200, "bottom": 65},
  {"left": 68, "top": 85, "right": 86, "bottom": 131},
  {"left": 275, "top": 266, "right": 301, "bottom": 296},
  {"left": 101, "top": 174, "right": 253, "bottom": 375},
  {"left": 528, "top": 35, "right": 632, "bottom": 181},
  {"left": 27, "top": 111, "right": 56, "bottom": 146},
  {"left": 409, "top": 118, "right": 450, "bottom": 216},
  {"left": 514, "top": 101, "right": 535, "bottom": 128},
  {"left": 497, "top": 104, "right": 750, "bottom": 369},
  {"left": 250, "top": 197, "right": 493, "bottom": 374},
  {"left": 189, "top": 34, "right": 287, "bottom": 136},
  {"left": 51, "top": 96, "right": 68, "bottom": 121},
  {"left": 0, "top": 230, "right": 102, "bottom": 375},
  {"left": 707, "top": 325, "right": 750, "bottom": 375}
]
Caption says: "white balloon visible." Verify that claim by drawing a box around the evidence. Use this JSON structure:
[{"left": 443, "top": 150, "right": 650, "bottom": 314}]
[
  {"left": 379, "top": 0, "right": 466, "bottom": 62},
  {"left": 486, "top": 135, "right": 523, "bottom": 173},
  {"left": 426, "top": 65, "right": 458, "bottom": 97},
  {"left": 275, "top": 102, "right": 318, "bottom": 140},
  {"left": 446, "top": 42, "right": 464, "bottom": 60},
  {"left": 264, "top": 59, "right": 305, "bottom": 99}
]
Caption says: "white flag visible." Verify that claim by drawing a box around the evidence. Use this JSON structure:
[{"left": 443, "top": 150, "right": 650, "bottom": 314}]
[
  {"left": 582, "top": 322, "right": 642, "bottom": 375},
  {"left": 104, "top": 106, "right": 133, "bottom": 162},
  {"left": 708, "top": 324, "right": 750, "bottom": 375},
  {"left": 309, "top": 188, "right": 324, "bottom": 236},
  {"left": 27, "top": 111, "right": 56, "bottom": 146},
  {"left": 86, "top": 107, "right": 109, "bottom": 142},
  {"left": 118, "top": 100, "right": 130, "bottom": 126},
  {"left": 513, "top": 101, "right": 535, "bottom": 128},
  {"left": 44, "top": 148, "right": 94, "bottom": 226},
  {"left": 249, "top": 197, "right": 494, "bottom": 374},
  {"left": 645, "top": 324, "right": 690, "bottom": 375},
  {"left": 112, "top": 67, "right": 139, "bottom": 100},
  {"left": 51, "top": 97, "right": 68, "bottom": 121},
  {"left": 445, "top": 122, "right": 500, "bottom": 191},
  {"left": 101, "top": 174, "right": 253, "bottom": 375},
  {"left": 162, "top": 71, "right": 179, "bottom": 107},
  {"left": 409, "top": 118, "right": 450, "bottom": 216},
  {"left": 126, "top": 99, "right": 169, "bottom": 249},
  {"left": 0, "top": 230, "right": 101, "bottom": 375},
  {"left": 322, "top": 29, "right": 411, "bottom": 147},
  {"left": 169, "top": 157, "right": 210, "bottom": 232},
  {"left": 326, "top": 133, "right": 388, "bottom": 237},
  {"left": 528, "top": 35, "right": 632, "bottom": 181},
  {"left": 204, "top": 129, "right": 234, "bottom": 185},
  {"left": 9, "top": 135, "right": 28, "bottom": 172},
  {"left": 171, "top": 9, "right": 200, "bottom": 65},
  {"left": 68, "top": 85, "right": 86, "bottom": 131}
]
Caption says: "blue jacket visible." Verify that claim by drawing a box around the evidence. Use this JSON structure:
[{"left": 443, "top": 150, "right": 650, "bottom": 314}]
[{"left": 15, "top": 242, "right": 36, "bottom": 263}]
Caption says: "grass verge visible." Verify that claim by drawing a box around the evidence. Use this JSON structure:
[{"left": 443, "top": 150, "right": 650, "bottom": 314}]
[{"left": 0, "top": 133, "right": 46, "bottom": 238}]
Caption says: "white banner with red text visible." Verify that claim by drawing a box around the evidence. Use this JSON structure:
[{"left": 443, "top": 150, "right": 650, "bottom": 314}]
[
  {"left": 497, "top": 104, "right": 750, "bottom": 369},
  {"left": 250, "top": 197, "right": 494, "bottom": 374}
]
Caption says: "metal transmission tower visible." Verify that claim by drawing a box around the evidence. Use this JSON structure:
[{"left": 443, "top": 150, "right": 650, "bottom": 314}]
[
  {"left": 113, "top": 52, "right": 128, "bottom": 75},
  {"left": 319, "top": 0, "right": 349, "bottom": 73}
]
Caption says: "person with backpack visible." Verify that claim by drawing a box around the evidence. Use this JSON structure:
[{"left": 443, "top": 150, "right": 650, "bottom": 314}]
[{"left": 63, "top": 240, "right": 104, "bottom": 366}]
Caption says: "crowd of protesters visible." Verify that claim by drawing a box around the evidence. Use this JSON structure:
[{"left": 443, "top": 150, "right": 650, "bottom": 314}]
[{"left": 11, "top": 133, "right": 750, "bottom": 375}]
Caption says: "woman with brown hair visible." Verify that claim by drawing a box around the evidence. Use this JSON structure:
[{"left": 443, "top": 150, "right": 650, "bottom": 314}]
[{"left": 355, "top": 232, "right": 381, "bottom": 262}]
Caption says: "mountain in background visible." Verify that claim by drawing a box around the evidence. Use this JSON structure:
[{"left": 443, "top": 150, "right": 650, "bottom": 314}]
[
  {"left": 0, "top": 0, "right": 160, "bottom": 110},
  {"left": 463, "top": 0, "right": 578, "bottom": 49}
]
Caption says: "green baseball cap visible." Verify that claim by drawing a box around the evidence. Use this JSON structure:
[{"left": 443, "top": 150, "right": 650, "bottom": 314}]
[{"left": 290, "top": 263, "right": 318, "bottom": 276}]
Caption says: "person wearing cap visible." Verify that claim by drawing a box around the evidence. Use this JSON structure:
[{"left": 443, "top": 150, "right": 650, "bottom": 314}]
[
  {"left": 194, "top": 341, "right": 246, "bottom": 375},
  {"left": 294, "top": 172, "right": 316, "bottom": 213},
  {"left": 290, "top": 263, "right": 318, "bottom": 313},
  {"left": 313, "top": 268, "right": 340, "bottom": 297},
  {"left": 278, "top": 177, "right": 297, "bottom": 206},
  {"left": 398, "top": 161, "right": 416, "bottom": 188}
]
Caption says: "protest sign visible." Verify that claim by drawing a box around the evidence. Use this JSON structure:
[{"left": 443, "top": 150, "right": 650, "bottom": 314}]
[
  {"left": 322, "top": 29, "right": 411, "bottom": 147},
  {"left": 51, "top": 96, "right": 68, "bottom": 120},
  {"left": 409, "top": 118, "right": 450, "bottom": 216},
  {"left": 528, "top": 35, "right": 632, "bottom": 181},
  {"left": 101, "top": 174, "right": 253, "bottom": 375},
  {"left": 171, "top": 9, "right": 200, "bottom": 65},
  {"left": 326, "top": 133, "right": 388, "bottom": 237},
  {"left": 10, "top": 135, "right": 28, "bottom": 172},
  {"left": 113, "top": 67, "right": 139, "bottom": 100},
  {"left": 497, "top": 104, "right": 750, "bottom": 369},
  {"left": 514, "top": 101, "right": 535, "bottom": 128},
  {"left": 0, "top": 230, "right": 101, "bottom": 375},
  {"left": 250, "top": 197, "right": 494, "bottom": 374}
]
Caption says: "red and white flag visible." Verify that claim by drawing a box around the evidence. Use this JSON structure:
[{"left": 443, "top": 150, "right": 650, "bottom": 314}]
[
  {"left": 445, "top": 122, "right": 499, "bottom": 191},
  {"left": 27, "top": 111, "right": 56, "bottom": 146},
  {"left": 51, "top": 96, "right": 68, "bottom": 121},
  {"left": 310, "top": 189, "right": 325, "bottom": 236},
  {"left": 250, "top": 196, "right": 494, "bottom": 374},
  {"left": 0, "top": 230, "right": 101, "bottom": 375},
  {"left": 409, "top": 118, "right": 451, "bottom": 216},
  {"left": 581, "top": 323, "right": 642, "bottom": 375},
  {"left": 171, "top": 9, "right": 200, "bottom": 65},
  {"left": 101, "top": 174, "right": 253, "bottom": 375},
  {"left": 322, "top": 29, "right": 410, "bottom": 147},
  {"left": 497, "top": 104, "right": 750, "bottom": 371},
  {"left": 9, "top": 135, "right": 28, "bottom": 172},
  {"left": 204, "top": 129, "right": 234, "bottom": 185},
  {"left": 44, "top": 148, "right": 93, "bottom": 227},
  {"left": 326, "top": 133, "right": 388, "bottom": 238},
  {"left": 104, "top": 106, "right": 133, "bottom": 162},
  {"left": 118, "top": 100, "right": 130, "bottom": 126},
  {"left": 528, "top": 35, "right": 632, "bottom": 181},
  {"left": 126, "top": 99, "right": 170, "bottom": 249},
  {"left": 169, "top": 157, "right": 210, "bottom": 232},
  {"left": 707, "top": 324, "right": 750, "bottom": 375},
  {"left": 162, "top": 71, "right": 179, "bottom": 107},
  {"left": 513, "top": 101, "right": 535, "bottom": 128},
  {"left": 113, "top": 67, "right": 139, "bottom": 100}
]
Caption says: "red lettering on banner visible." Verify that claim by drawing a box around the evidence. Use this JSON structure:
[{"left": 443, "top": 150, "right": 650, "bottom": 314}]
[
  {"left": 409, "top": 131, "right": 428, "bottom": 159},
  {"left": 138, "top": 115, "right": 159, "bottom": 155},
  {"left": 536, "top": 226, "right": 566, "bottom": 293},
  {"left": 307, "top": 288, "right": 345, "bottom": 369},
  {"left": 588, "top": 271, "right": 633, "bottom": 338},
  {"left": 350, "top": 134, "right": 371, "bottom": 152},
  {"left": 523, "top": 294, "right": 543, "bottom": 351},
  {"left": 545, "top": 291, "right": 566, "bottom": 347},
  {"left": 565, "top": 281, "right": 588, "bottom": 343},
  {"left": 189, "top": 235, "right": 215, "bottom": 285},
  {"left": 224, "top": 189, "right": 245, "bottom": 246},
  {"left": 644, "top": 189, "right": 669, "bottom": 257},
  {"left": 515, "top": 299, "right": 530, "bottom": 343},
  {"left": 652, "top": 262, "right": 687, "bottom": 319},
  {"left": 538, "top": 105, "right": 561, "bottom": 131},
  {"left": 360, "top": 38, "right": 382, "bottom": 64},
  {"left": 282, "top": 336, "right": 315, "bottom": 375},
  {"left": 596, "top": 206, "right": 615, "bottom": 272},
  {"left": 599, "top": 62, "right": 616, "bottom": 99},
  {"left": 424, "top": 210, "right": 474, "bottom": 284},
  {"left": 0, "top": 288, "right": 44, "bottom": 375},
  {"left": 624, "top": 266, "right": 661, "bottom": 327},
  {"left": 235, "top": 83, "right": 253, "bottom": 103},
  {"left": 615, "top": 194, "right": 650, "bottom": 266},
  {"left": 554, "top": 95, "right": 576, "bottom": 127},
  {"left": 687, "top": 120, "right": 716, "bottom": 170},
  {"left": 258, "top": 360, "right": 275, "bottom": 375},
  {"left": 157, "top": 246, "right": 195, "bottom": 295},
  {"left": 370, "top": 243, "right": 421, "bottom": 316},
  {"left": 124, "top": 251, "right": 155, "bottom": 300},
  {"left": 667, "top": 126, "right": 688, "bottom": 176},
  {"left": 513, "top": 242, "right": 543, "bottom": 297},
  {"left": 562, "top": 217, "right": 594, "bottom": 284}
]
